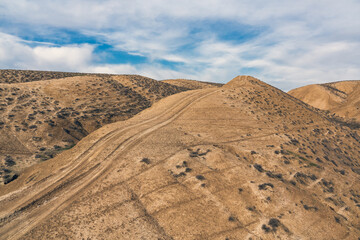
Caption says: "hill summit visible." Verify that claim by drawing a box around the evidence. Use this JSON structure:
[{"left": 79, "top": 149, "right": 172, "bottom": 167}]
[{"left": 224, "top": 75, "right": 264, "bottom": 88}]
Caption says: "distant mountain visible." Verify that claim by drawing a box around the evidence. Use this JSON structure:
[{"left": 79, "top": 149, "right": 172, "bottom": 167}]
[
  {"left": 289, "top": 80, "right": 360, "bottom": 123},
  {"left": 1, "top": 76, "right": 359, "bottom": 239}
]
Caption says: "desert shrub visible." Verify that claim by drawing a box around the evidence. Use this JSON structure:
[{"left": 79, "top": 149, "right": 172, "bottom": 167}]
[
  {"left": 253, "top": 164, "right": 264, "bottom": 172},
  {"left": 3, "top": 173, "right": 18, "bottom": 184},
  {"left": 262, "top": 224, "right": 271, "bottom": 233},
  {"left": 5, "top": 156, "right": 16, "bottom": 166},
  {"left": 303, "top": 205, "right": 318, "bottom": 211},
  {"left": 258, "top": 183, "right": 274, "bottom": 190},
  {"left": 268, "top": 218, "right": 280, "bottom": 230},
  {"left": 262, "top": 218, "right": 281, "bottom": 233},
  {"left": 247, "top": 206, "right": 256, "bottom": 211},
  {"left": 196, "top": 175, "right": 205, "bottom": 180},
  {"left": 140, "top": 158, "right": 151, "bottom": 164},
  {"left": 266, "top": 171, "right": 283, "bottom": 180}
]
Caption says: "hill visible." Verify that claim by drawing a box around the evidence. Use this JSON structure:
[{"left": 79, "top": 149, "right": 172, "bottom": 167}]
[
  {"left": 0, "top": 76, "right": 359, "bottom": 239},
  {"left": 0, "top": 72, "right": 190, "bottom": 185},
  {"left": 0, "top": 69, "right": 89, "bottom": 84},
  {"left": 288, "top": 80, "right": 360, "bottom": 123}
]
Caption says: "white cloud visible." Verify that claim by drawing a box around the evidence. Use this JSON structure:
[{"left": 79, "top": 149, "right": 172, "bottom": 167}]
[
  {"left": 0, "top": 32, "right": 94, "bottom": 71},
  {"left": 0, "top": 0, "right": 359, "bottom": 89}
]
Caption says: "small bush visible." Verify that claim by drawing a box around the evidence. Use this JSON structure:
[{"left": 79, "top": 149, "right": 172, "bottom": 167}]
[
  {"left": 185, "top": 167, "right": 192, "bottom": 172},
  {"left": 196, "top": 175, "right": 205, "bottom": 180},
  {"left": 5, "top": 156, "right": 16, "bottom": 166},
  {"left": 253, "top": 164, "right": 264, "bottom": 172},
  {"left": 140, "top": 158, "right": 151, "bottom": 164},
  {"left": 258, "top": 183, "right": 274, "bottom": 190},
  {"left": 262, "top": 224, "right": 271, "bottom": 233}
]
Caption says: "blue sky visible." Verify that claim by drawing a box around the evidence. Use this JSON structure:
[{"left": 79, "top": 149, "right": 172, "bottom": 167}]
[{"left": 0, "top": 0, "right": 359, "bottom": 90}]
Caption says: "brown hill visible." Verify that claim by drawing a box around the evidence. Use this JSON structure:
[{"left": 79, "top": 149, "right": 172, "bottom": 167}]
[
  {"left": 0, "top": 75, "right": 359, "bottom": 239},
  {"left": 0, "top": 69, "right": 89, "bottom": 84},
  {"left": 288, "top": 80, "right": 360, "bottom": 123},
  {"left": 162, "top": 79, "right": 223, "bottom": 89},
  {"left": 0, "top": 72, "right": 189, "bottom": 185}
]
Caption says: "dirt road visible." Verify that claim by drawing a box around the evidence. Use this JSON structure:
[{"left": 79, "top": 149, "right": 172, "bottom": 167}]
[{"left": 0, "top": 88, "right": 218, "bottom": 240}]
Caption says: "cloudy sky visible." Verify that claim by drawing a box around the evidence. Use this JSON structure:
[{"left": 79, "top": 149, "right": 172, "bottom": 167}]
[{"left": 0, "top": 0, "right": 359, "bottom": 90}]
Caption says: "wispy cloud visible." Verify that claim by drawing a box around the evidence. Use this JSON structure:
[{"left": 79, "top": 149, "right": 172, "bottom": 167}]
[{"left": 0, "top": 0, "right": 359, "bottom": 89}]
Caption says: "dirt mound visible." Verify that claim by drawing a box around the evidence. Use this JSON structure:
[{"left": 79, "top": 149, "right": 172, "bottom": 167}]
[{"left": 0, "top": 76, "right": 359, "bottom": 239}]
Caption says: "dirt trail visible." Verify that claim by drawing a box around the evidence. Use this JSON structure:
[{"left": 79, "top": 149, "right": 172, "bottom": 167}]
[{"left": 0, "top": 88, "right": 219, "bottom": 240}]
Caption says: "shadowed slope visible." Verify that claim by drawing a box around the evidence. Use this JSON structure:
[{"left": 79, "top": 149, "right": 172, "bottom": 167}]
[{"left": 0, "top": 76, "right": 359, "bottom": 239}]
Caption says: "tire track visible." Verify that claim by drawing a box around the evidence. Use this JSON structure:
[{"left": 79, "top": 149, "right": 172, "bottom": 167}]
[
  {"left": 0, "top": 88, "right": 207, "bottom": 215},
  {"left": 0, "top": 88, "right": 219, "bottom": 240}
]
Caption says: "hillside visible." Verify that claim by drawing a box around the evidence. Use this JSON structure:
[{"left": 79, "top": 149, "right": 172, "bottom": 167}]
[
  {"left": 162, "top": 79, "right": 223, "bottom": 89},
  {"left": 288, "top": 80, "right": 360, "bottom": 123},
  {"left": 0, "top": 72, "right": 190, "bottom": 185},
  {"left": 0, "top": 76, "right": 359, "bottom": 239},
  {"left": 0, "top": 69, "right": 89, "bottom": 84}
]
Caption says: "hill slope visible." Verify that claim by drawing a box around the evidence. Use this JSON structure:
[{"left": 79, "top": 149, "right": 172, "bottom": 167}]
[
  {"left": 288, "top": 80, "right": 360, "bottom": 122},
  {"left": 0, "top": 76, "right": 359, "bottom": 239},
  {"left": 0, "top": 69, "right": 88, "bottom": 84},
  {"left": 0, "top": 72, "right": 189, "bottom": 185}
]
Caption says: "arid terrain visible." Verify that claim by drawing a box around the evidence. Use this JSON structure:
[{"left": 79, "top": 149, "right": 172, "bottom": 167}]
[
  {"left": 0, "top": 70, "right": 224, "bottom": 185},
  {"left": 289, "top": 80, "right": 360, "bottom": 124},
  {"left": 0, "top": 75, "right": 359, "bottom": 239}
]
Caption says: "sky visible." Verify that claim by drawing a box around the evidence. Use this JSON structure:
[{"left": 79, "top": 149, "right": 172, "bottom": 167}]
[{"left": 0, "top": 0, "right": 359, "bottom": 90}]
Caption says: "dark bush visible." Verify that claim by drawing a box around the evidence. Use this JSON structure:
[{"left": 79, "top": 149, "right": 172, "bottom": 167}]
[
  {"left": 196, "top": 175, "right": 205, "bottom": 180},
  {"left": 5, "top": 156, "right": 16, "bottom": 166},
  {"left": 258, "top": 183, "right": 274, "bottom": 190},
  {"left": 4, "top": 173, "right": 18, "bottom": 184},
  {"left": 266, "top": 171, "right": 283, "bottom": 180},
  {"left": 262, "top": 224, "right": 271, "bottom": 233},
  {"left": 140, "top": 158, "right": 151, "bottom": 164},
  {"left": 268, "top": 218, "right": 280, "bottom": 230},
  {"left": 253, "top": 164, "right": 264, "bottom": 172}
]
